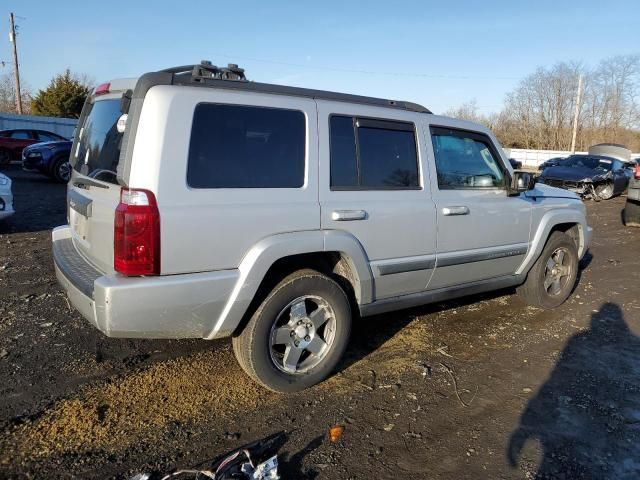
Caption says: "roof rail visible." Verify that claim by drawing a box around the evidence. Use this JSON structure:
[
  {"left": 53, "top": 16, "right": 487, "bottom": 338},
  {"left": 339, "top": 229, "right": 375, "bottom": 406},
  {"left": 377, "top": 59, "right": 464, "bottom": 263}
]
[{"left": 154, "top": 60, "right": 431, "bottom": 114}]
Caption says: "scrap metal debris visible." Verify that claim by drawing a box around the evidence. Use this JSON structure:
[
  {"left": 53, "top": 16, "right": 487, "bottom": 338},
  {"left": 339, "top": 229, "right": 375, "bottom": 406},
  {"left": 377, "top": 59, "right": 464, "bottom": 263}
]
[{"left": 129, "top": 432, "right": 284, "bottom": 480}]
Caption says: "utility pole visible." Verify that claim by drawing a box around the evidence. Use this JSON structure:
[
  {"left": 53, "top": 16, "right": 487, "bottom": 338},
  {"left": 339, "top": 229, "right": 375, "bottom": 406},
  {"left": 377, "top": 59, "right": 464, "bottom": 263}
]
[
  {"left": 9, "top": 13, "right": 22, "bottom": 115},
  {"left": 570, "top": 74, "right": 583, "bottom": 153}
]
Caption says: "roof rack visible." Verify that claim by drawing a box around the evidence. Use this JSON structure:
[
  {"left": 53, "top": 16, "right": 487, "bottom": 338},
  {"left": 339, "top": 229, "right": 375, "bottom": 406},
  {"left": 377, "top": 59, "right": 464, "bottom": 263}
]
[
  {"left": 154, "top": 60, "right": 431, "bottom": 114},
  {"left": 162, "top": 60, "right": 246, "bottom": 81}
]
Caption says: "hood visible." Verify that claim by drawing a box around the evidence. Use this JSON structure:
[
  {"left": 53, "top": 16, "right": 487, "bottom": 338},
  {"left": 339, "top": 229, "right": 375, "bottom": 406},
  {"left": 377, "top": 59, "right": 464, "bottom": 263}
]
[
  {"left": 540, "top": 165, "right": 608, "bottom": 182},
  {"left": 525, "top": 182, "right": 580, "bottom": 200},
  {"left": 25, "top": 140, "right": 72, "bottom": 151}
]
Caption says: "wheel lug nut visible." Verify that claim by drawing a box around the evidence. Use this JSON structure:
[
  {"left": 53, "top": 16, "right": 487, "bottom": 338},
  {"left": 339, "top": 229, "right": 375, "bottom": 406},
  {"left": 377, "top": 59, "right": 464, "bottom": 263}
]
[
  {"left": 294, "top": 340, "right": 300, "bottom": 347},
  {"left": 304, "top": 335, "right": 310, "bottom": 341},
  {"left": 290, "top": 331, "right": 295, "bottom": 337}
]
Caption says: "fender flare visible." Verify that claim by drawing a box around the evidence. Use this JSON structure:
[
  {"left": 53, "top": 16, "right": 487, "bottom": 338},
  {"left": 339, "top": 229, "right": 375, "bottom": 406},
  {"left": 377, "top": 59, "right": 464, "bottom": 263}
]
[
  {"left": 204, "top": 230, "right": 373, "bottom": 339},
  {"left": 516, "top": 208, "right": 589, "bottom": 275}
]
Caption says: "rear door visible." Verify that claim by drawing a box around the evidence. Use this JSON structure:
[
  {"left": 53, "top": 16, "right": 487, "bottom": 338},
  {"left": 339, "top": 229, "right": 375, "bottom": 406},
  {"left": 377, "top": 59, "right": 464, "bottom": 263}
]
[
  {"left": 68, "top": 88, "right": 129, "bottom": 273},
  {"left": 426, "top": 124, "right": 531, "bottom": 289},
  {"left": 317, "top": 101, "right": 437, "bottom": 300}
]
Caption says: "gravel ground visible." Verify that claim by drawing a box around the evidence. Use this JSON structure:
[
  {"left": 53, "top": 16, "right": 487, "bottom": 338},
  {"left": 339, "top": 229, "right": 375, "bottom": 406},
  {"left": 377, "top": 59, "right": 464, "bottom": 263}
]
[{"left": 1, "top": 164, "right": 639, "bottom": 479}]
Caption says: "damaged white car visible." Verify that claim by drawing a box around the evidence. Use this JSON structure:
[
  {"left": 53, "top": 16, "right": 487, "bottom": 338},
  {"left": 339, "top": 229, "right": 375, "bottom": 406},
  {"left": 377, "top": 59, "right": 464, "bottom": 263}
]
[{"left": 0, "top": 172, "right": 14, "bottom": 220}]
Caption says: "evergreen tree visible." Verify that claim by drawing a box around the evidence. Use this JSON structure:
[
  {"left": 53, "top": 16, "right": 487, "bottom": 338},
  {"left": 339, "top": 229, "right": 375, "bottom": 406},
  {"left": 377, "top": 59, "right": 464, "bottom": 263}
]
[{"left": 31, "top": 70, "right": 91, "bottom": 118}]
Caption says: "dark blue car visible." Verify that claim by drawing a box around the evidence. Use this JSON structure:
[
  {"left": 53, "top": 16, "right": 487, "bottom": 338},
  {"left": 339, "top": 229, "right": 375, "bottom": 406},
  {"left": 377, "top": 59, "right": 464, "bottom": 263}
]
[{"left": 22, "top": 140, "right": 73, "bottom": 183}]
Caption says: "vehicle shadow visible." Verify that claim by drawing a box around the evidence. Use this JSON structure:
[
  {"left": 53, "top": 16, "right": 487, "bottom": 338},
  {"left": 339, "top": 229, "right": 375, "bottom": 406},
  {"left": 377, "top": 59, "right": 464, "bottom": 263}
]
[
  {"left": 337, "top": 286, "right": 517, "bottom": 375},
  {"left": 507, "top": 302, "right": 640, "bottom": 478},
  {"left": 0, "top": 164, "right": 66, "bottom": 234}
]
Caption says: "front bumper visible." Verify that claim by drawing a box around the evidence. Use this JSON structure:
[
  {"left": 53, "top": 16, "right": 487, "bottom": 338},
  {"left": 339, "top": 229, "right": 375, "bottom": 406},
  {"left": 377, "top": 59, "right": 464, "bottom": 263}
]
[{"left": 52, "top": 226, "right": 240, "bottom": 339}]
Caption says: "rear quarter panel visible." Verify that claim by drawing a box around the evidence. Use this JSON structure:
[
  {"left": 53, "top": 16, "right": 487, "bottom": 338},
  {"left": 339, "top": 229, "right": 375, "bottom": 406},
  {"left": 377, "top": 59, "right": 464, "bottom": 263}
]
[{"left": 128, "top": 86, "right": 320, "bottom": 275}]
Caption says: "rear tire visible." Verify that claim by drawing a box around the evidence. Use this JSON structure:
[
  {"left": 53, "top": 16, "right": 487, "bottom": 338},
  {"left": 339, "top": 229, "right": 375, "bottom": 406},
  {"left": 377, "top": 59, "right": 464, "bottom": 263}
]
[
  {"left": 517, "top": 231, "right": 578, "bottom": 309},
  {"left": 232, "top": 269, "right": 351, "bottom": 393},
  {"left": 51, "top": 157, "right": 71, "bottom": 183},
  {"left": 624, "top": 199, "right": 640, "bottom": 227}
]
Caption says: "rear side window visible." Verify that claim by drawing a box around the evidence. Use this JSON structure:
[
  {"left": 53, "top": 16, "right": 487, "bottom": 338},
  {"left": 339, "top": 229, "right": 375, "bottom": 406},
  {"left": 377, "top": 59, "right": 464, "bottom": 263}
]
[
  {"left": 330, "top": 115, "right": 419, "bottom": 190},
  {"left": 430, "top": 127, "right": 506, "bottom": 189},
  {"left": 187, "top": 104, "right": 305, "bottom": 188},
  {"left": 10, "top": 130, "right": 31, "bottom": 139},
  {"left": 73, "top": 98, "right": 123, "bottom": 184}
]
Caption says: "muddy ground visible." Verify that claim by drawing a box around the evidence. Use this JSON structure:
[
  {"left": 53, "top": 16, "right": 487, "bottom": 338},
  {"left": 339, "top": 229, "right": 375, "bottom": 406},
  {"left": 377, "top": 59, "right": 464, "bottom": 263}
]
[{"left": 1, "top": 164, "right": 639, "bottom": 479}]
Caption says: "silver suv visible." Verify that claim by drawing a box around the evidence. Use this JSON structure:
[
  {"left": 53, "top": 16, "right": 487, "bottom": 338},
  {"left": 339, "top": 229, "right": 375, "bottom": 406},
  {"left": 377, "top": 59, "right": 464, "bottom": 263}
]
[{"left": 53, "top": 62, "right": 592, "bottom": 392}]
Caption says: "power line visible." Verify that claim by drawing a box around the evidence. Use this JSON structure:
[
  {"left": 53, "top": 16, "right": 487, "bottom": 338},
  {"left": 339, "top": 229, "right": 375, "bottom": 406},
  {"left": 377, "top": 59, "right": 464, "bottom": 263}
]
[{"left": 211, "top": 52, "right": 521, "bottom": 81}]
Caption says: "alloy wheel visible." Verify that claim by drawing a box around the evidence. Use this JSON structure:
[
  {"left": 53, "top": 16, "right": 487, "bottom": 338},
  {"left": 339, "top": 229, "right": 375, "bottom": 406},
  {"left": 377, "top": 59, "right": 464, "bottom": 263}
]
[{"left": 269, "top": 295, "right": 336, "bottom": 374}]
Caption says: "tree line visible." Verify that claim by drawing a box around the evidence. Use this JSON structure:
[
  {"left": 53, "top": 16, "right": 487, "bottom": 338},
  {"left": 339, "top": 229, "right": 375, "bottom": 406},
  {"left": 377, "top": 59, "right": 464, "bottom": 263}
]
[
  {"left": 0, "top": 69, "right": 91, "bottom": 118},
  {"left": 445, "top": 54, "right": 640, "bottom": 152}
]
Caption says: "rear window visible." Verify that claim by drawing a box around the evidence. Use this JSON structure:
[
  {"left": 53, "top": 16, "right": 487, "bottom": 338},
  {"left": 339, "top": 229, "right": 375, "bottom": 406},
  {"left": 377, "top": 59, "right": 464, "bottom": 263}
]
[
  {"left": 73, "top": 98, "right": 123, "bottom": 183},
  {"left": 187, "top": 104, "right": 305, "bottom": 188}
]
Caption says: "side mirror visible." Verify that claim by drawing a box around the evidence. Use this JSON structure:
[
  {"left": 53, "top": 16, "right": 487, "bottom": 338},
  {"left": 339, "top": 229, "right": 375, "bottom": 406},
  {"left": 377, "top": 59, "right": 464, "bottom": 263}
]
[{"left": 508, "top": 171, "right": 535, "bottom": 196}]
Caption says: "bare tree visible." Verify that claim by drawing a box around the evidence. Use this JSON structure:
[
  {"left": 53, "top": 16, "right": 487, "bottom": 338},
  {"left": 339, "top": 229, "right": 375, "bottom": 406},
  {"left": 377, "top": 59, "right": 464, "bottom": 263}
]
[{"left": 0, "top": 73, "right": 31, "bottom": 114}]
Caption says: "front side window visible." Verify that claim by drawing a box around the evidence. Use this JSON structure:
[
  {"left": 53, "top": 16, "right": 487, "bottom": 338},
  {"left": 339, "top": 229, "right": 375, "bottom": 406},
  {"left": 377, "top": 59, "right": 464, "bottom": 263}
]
[
  {"left": 430, "top": 127, "right": 505, "bottom": 189},
  {"left": 330, "top": 115, "right": 419, "bottom": 190},
  {"left": 187, "top": 104, "right": 305, "bottom": 188}
]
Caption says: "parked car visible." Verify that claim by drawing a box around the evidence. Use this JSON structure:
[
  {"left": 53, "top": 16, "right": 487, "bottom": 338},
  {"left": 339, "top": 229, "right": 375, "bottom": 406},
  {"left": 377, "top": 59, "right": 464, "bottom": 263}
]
[
  {"left": 538, "top": 154, "right": 629, "bottom": 200},
  {"left": 623, "top": 163, "right": 640, "bottom": 226},
  {"left": 22, "top": 140, "right": 73, "bottom": 183},
  {"left": 0, "top": 172, "right": 14, "bottom": 221},
  {"left": 0, "top": 129, "right": 68, "bottom": 165},
  {"left": 52, "top": 62, "right": 592, "bottom": 392},
  {"left": 508, "top": 158, "right": 522, "bottom": 169},
  {"left": 537, "top": 156, "right": 566, "bottom": 171}
]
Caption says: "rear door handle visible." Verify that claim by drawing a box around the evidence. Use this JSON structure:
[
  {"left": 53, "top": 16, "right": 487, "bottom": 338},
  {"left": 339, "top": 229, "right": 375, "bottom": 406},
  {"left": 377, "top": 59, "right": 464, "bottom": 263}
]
[
  {"left": 442, "top": 206, "right": 470, "bottom": 216},
  {"left": 331, "top": 209, "right": 367, "bottom": 221}
]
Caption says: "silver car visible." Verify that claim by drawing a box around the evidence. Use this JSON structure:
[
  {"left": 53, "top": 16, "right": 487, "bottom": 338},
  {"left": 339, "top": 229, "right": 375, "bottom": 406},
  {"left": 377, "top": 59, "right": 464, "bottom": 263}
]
[{"left": 53, "top": 62, "right": 592, "bottom": 392}]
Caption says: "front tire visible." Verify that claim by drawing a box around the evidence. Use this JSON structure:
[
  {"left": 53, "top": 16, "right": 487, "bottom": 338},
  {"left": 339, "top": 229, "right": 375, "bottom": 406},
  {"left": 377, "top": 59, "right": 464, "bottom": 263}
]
[
  {"left": 517, "top": 231, "right": 579, "bottom": 309},
  {"left": 232, "top": 269, "right": 351, "bottom": 393},
  {"left": 595, "top": 182, "right": 614, "bottom": 200}
]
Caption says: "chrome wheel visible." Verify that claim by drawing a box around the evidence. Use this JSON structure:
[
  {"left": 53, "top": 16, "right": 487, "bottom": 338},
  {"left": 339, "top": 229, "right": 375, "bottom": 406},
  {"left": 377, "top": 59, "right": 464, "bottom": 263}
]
[
  {"left": 543, "top": 247, "right": 572, "bottom": 296},
  {"left": 595, "top": 182, "right": 614, "bottom": 200},
  {"left": 269, "top": 295, "right": 336, "bottom": 374}
]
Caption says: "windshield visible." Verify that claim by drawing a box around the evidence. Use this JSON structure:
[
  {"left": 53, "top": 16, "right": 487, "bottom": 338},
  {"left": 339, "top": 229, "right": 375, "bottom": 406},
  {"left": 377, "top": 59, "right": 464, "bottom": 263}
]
[
  {"left": 72, "top": 98, "right": 123, "bottom": 184},
  {"left": 563, "top": 156, "right": 612, "bottom": 172}
]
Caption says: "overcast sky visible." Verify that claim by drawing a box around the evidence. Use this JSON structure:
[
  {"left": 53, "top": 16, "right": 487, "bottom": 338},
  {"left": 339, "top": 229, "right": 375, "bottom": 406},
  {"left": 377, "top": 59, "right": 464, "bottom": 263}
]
[{"left": 3, "top": 0, "right": 639, "bottom": 114}]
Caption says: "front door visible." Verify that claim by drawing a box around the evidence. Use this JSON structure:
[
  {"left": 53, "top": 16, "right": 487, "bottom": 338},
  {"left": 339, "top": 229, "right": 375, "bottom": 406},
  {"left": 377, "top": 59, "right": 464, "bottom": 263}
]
[
  {"left": 426, "top": 125, "right": 531, "bottom": 290},
  {"left": 317, "top": 100, "right": 437, "bottom": 301}
]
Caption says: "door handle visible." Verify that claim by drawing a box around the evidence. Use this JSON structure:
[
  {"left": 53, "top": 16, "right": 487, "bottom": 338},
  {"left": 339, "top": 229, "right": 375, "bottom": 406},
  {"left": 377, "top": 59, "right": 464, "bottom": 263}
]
[
  {"left": 442, "top": 206, "right": 470, "bottom": 216},
  {"left": 331, "top": 209, "right": 367, "bottom": 221}
]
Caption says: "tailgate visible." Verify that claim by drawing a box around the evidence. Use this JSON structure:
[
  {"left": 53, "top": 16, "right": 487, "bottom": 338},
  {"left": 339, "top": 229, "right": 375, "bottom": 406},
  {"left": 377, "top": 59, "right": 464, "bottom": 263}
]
[{"left": 68, "top": 91, "right": 129, "bottom": 273}]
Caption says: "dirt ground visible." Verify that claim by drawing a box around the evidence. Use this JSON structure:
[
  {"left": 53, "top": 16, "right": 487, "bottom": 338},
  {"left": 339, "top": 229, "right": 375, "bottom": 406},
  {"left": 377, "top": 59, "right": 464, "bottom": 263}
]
[{"left": 1, "top": 164, "right": 639, "bottom": 479}]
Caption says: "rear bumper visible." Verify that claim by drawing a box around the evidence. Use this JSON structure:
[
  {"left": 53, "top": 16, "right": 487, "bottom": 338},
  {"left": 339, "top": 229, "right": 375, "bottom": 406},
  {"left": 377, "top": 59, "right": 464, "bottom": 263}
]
[{"left": 52, "top": 226, "right": 240, "bottom": 339}]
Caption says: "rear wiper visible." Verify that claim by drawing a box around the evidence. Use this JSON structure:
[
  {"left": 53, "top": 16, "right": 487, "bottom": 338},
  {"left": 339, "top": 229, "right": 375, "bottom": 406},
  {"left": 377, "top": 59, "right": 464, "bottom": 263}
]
[{"left": 72, "top": 178, "right": 108, "bottom": 190}]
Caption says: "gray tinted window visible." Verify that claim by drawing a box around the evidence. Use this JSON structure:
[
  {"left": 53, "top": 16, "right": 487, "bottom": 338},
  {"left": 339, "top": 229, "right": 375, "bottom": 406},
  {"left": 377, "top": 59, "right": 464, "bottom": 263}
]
[
  {"left": 329, "top": 116, "right": 358, "bottom": 188},
  {"left": 431, "top": 129, "right": 505, "bottom": 189},
  {"left": 187, "top": 104, "right": 305, "bottom": 188},
  {"left": 329, "top": 116, "right": 418, "bottom": 189},
  {"left": 73, "top": 99, "right": 122, "bottom": 184}
]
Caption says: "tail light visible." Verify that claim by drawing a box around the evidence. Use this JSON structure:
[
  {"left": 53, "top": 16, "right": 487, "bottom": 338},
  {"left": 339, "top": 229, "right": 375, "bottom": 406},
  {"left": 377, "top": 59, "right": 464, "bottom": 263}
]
[
  {"left": 634, "top": 165, "right": 640, "bottom": 180},
  {"left": 114, "top": 188, "right": 160, "bottom": 276}
]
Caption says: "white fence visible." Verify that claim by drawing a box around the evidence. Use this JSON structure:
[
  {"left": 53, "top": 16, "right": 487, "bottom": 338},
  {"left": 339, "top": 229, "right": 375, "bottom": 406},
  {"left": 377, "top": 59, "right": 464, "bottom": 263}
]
[
  {"left": 504, "top": 148, "right": 640, "bottom": 168},
  {"left": 0, "top": 113, "right": 77, "bottom": 139}
]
